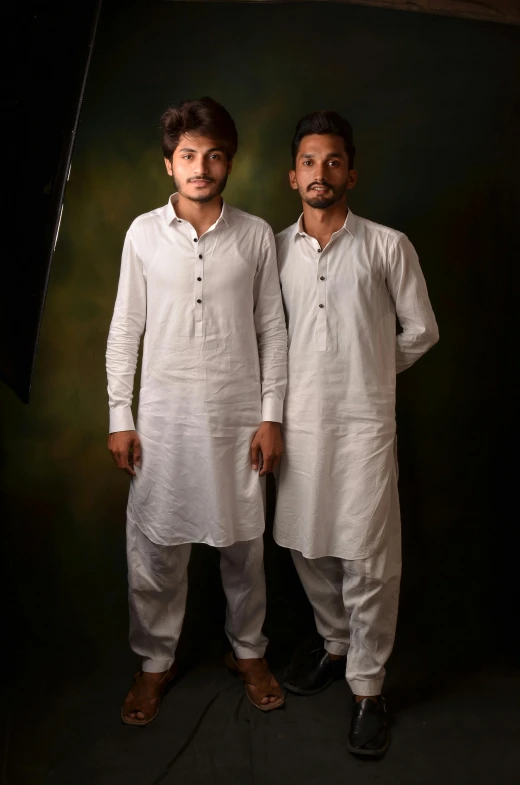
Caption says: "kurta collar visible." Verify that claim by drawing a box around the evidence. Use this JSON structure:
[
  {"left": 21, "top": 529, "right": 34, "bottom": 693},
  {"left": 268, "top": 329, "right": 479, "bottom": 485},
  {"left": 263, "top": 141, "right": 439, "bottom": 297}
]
[
  {"left": 293, "top": 208, "right": 356, "bottom": 240},
  {"left": 166, "top": 193, "right": 230, "bottom": 227}
]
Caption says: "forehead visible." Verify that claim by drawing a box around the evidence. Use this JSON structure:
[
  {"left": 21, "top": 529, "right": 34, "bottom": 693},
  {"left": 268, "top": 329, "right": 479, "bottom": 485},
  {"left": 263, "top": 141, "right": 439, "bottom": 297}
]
[
  {"left": 175, "top": 133, "right": 224, "bottom": 153},
  {"left": 297, "top": 133, "right": 347, "bottom": 158}
]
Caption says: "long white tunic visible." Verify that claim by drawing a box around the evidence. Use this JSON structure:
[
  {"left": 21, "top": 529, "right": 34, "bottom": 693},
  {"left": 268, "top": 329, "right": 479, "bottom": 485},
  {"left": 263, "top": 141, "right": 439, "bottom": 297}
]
[
  {"left": 106, "top": 195, "right": 287, "bottom": 547},
  {"left": 274, "top": 210, "right": 438, "bottom": 560}
]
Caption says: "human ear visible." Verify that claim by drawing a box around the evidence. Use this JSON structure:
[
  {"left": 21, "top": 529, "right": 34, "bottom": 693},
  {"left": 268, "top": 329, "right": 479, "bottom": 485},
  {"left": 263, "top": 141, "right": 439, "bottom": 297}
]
[
  {"left": 289, "top": 170, "right": 298, "bottom": 191},
  {"left": 164, "top": 157, "right": 173, "bottom": 177},
  {"left": 347, "top": 169, "right": 358, "bottom": 190}
]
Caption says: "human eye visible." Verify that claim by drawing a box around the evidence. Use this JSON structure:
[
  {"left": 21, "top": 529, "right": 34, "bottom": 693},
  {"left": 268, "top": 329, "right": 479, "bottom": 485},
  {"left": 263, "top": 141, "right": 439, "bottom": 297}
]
[{"left": 302, "top": 160, "right": 313, "bottom": 166}]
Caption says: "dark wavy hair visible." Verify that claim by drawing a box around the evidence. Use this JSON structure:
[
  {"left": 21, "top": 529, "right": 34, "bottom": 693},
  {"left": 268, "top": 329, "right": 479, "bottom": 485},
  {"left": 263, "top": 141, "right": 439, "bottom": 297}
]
[
  {"left": 291, "top": 111, "right": 355, "bottom": 168},
  {"left": 161, "top": 97, "right": 238, "bottom": 160}
]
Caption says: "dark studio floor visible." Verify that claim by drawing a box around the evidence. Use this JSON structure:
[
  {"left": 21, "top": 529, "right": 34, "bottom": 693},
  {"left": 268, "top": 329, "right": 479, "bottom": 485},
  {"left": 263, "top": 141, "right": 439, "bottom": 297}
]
[
  {"left": 7, "top": 649, "right": 520, "bottom": 785},
  {"left": 3, "top": 514, "right": 520, "bottom": 785}
]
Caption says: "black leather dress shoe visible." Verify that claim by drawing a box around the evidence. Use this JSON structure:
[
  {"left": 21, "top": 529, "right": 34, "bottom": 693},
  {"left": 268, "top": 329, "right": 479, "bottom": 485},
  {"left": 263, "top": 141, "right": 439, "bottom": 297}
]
[
  {"left": 283, "top": 648, "right": 346, "bottom": 695},
  {"left": 347, "top": 696, "right": 390, "bottom": 757}
]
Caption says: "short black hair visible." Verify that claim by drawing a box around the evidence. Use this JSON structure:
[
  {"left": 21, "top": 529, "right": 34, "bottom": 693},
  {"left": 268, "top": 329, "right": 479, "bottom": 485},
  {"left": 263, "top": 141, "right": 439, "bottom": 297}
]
[
  {"left": 161, "top": 97, "right": 238, "bottom": 160},
  {"left": 291, "top": 111, "right": 355, "bottom": 168}
]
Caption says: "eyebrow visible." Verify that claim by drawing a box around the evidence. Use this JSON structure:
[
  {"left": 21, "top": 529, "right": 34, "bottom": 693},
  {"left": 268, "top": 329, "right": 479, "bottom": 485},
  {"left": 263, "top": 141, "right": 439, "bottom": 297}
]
[
  {"left": 300, "top": 152, "right": 343, "bottom": 159},
  {"left": 178, "top": 146, "right": 224, "bottom": 153}
]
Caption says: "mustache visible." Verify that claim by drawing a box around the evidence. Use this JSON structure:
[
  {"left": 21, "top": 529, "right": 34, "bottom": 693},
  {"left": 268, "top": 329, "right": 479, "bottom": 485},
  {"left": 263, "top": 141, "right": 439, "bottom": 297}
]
[
  {"left": 188, "top": 176, "right": 215, "bottom": 183},
  {"left": 307, "top": 180, "right": 334, "bottom": 191}
]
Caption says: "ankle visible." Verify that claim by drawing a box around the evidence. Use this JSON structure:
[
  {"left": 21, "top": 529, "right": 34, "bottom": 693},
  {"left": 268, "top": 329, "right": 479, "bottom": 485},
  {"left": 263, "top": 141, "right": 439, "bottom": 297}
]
[{"left": 355, "top": 694, "right": 379, "bottom": 703}]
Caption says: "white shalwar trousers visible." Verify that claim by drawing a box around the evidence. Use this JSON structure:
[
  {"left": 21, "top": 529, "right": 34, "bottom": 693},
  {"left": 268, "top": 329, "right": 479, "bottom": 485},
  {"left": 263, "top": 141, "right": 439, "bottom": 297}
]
[
  {"left": 291, "top": 517, "right": 401, "bottom": 696},
  {"left": 127, "top": 520, "right": 268, "bottom": 672}
]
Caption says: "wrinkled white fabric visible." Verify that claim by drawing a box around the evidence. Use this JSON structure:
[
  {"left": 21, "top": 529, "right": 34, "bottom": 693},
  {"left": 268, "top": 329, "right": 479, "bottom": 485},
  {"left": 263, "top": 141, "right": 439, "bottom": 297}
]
[
  {"left": 274, "top": 210, "right": 438, "bottom": 559},
  {"left": 127, "top": 521, "right": 268, "bottom": 671},
  {"left": 107, "top": 195, "right": 287, "bottom": 547},
  {"left": 291, "top": 475, "right": 402, "bottom": 696}
]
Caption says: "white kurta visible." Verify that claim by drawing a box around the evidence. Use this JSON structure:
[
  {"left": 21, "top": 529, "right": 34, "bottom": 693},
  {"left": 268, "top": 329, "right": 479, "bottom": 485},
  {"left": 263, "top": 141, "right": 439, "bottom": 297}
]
[
  {"left": 274, "top": 210, "right": 438, "bottom": 560},
  {"left": 106, "top": 195, "right": 287, "bottom": 547}
]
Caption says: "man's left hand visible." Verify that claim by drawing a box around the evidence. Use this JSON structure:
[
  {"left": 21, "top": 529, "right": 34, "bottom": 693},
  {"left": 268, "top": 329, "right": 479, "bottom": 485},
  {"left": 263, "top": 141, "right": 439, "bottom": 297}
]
[{"left": 251, "top": 422, "right": 284, "bottom": 476}]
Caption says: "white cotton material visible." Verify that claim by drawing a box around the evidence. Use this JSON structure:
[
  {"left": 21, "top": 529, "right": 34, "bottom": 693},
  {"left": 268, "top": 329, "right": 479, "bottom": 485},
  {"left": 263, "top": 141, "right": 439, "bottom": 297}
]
[
  {"left": 291, "top": 475, "right": 402, "bottom": 696},
  {"left": 127, "top": 521, "right": 268, "bottom": 672},
  {"left": 106, "top": 195, "right": 287, "bottom": 548},
  {"left": 274, "top": 210, "right": 438, "bottom": 560}
]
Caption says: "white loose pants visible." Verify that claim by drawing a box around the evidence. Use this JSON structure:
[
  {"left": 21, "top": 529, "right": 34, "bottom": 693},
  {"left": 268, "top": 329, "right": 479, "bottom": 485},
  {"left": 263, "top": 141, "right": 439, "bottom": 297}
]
[
  {"left": 127, "top": 520, "right": 268, "bottom": 672},
  {"left": 291, "top": 519, "right": 401, "bottom": 696}
]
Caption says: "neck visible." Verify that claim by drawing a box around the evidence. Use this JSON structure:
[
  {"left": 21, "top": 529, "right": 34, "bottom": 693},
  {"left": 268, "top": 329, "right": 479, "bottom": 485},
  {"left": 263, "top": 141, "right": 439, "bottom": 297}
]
[
  {"left": 173, "top": 193, "right": 223, "bottom": 236},
  {"left": 301, "top": 199, "right": 348, "bottom": 246}
]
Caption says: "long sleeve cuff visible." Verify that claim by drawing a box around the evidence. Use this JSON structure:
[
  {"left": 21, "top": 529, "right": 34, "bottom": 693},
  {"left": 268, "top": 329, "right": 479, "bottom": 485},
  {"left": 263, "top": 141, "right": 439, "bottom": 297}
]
[
  {"left": 261, "top": 396, "right": 283, "bottom": 424},
  {"left": 109, "top": 406, "right": 136, "bottom": 433}
]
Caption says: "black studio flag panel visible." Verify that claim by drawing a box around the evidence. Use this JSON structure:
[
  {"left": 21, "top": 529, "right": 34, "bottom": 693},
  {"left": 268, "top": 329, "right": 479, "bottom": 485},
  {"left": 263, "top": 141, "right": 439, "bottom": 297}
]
[{"left": 2, "top": 0, "right": 102, "bottom": 402}]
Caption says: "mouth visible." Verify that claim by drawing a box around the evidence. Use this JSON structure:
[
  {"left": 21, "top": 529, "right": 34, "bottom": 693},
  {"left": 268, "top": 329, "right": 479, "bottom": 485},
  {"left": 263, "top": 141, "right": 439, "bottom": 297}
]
[
  {"left": 189, "top": 179, "right": 213, "bottom": 186},
  {"left": 309, "top": 184, "right": 331, "bottom": 193}
]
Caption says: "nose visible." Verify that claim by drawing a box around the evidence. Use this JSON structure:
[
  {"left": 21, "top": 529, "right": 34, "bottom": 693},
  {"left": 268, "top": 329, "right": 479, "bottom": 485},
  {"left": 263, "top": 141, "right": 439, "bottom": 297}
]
[{"left": 193, "top": 154, "right": 208, "bottom": 175}]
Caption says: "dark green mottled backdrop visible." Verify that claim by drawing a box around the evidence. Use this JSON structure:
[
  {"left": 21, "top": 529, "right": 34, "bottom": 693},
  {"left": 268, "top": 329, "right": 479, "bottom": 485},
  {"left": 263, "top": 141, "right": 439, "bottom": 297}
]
[{"left": 1, "top": 0, "right": 518, "bottom": 727}]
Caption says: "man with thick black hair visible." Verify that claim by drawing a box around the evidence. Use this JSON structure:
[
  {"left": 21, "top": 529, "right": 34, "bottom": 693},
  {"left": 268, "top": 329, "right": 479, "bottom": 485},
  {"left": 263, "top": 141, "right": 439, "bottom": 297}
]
[
  {"left": 275, "top": 110, "right": 438, "bottom": 756},
  {"left": 107, "top": 97, "right": 287, "bottom": 724}
]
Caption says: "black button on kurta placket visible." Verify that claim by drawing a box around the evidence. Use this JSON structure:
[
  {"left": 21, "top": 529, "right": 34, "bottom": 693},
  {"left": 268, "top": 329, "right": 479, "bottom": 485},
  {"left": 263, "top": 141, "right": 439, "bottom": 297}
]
[
  {"left": 197, "top": 277, "right": 202, "bottom": 281},
  {"left": 320, "top": 276, "right": 325, "bottom": 281},
  {"left": 193, "top": 238, "right": 198, "bottom": 242},
  {"left": 199, "top": 254, "right": 202, "bottom": 259},
  {"left": 317, "top": 249, "right": 322, "bottom": 253},
  {"left": 319, "top": 303, "right": 324, "bottom": 308},
  {"left": 197, "top": 299, "right": 202, "bottom": 304}
]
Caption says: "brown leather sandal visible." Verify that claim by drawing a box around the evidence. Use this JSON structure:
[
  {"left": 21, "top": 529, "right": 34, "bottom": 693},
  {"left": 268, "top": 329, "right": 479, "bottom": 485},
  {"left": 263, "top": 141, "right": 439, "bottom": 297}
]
[
  {"left": 225, "top": 652, "right": 285, "bottom": 712},
  {"left": 121, "top": 663, "right": 177, "bottom": 726}
]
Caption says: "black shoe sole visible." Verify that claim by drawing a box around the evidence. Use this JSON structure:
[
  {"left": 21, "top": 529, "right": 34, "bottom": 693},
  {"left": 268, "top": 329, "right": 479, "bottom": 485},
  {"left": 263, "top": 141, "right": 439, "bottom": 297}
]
[
  {"left": 346, "top": 733, "right": 390, "bottom": 758},
  {"left": 283, "top": 675, "right": 334, "bottom": 696}
]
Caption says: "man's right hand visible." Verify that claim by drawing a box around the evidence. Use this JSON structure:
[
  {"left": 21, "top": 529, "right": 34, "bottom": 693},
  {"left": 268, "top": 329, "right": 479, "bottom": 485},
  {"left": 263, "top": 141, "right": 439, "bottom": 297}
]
[{"left": 108, "top": 430, "right": 142, "bottom": 477}]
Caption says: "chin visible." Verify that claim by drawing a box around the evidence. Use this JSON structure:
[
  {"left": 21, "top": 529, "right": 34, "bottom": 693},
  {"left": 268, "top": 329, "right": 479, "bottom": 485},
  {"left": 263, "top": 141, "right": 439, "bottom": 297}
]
[
  {"left": 181, "top": 187, "right": 215, "bottom": 203},
  {"left": 188, "top": 193, "right": 217, "bottom": 204},
  {"left": 305, "top": 196, "right": 336, "bottom": 209}
]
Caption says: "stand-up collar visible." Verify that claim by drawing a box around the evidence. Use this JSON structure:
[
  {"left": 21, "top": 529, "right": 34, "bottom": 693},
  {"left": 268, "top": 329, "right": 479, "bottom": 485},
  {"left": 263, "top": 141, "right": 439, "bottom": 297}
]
[
  {"left": 292, "top": 208, "right": 357, "bottom": 240},
  {"left": 165, "top": 193, "right": 230, "bottom": 226}
]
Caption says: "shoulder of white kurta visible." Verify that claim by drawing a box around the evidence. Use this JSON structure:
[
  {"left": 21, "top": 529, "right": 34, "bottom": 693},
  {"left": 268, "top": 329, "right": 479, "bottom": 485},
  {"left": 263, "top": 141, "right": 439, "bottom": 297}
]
[
  {"left": 354, "top": 214, "right": 405, "bottom": 246},
  {"left": 127, "top": 205, "right": 166, "bottom": 237},
  {"left": 124, "top": 205, "right": 167, "bottom": 264},
  {"left": 226, "top": 205, "right": 272, "bottom": 236},
  {"left": 275, "top": 223, "right": 298, "bottom": 242},
  {"left": 275, "top": 222, "right": 298, "bottom": 257}
]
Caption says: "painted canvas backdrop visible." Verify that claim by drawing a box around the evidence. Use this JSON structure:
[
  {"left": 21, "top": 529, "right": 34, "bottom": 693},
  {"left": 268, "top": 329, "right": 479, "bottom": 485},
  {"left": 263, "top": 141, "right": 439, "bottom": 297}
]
[{"left": 1, "top": 0, "right": 518, "bottom": 685}]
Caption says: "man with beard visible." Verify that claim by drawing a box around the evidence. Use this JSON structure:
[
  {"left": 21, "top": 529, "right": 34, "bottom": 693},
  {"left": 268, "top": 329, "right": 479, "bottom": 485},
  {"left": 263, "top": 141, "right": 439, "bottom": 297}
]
[
  {"left": 107, "top": 97, "right": 287, "bottom": 724},
  {"left": 275, "top": 111, "right": 438, "bottom": 756}
]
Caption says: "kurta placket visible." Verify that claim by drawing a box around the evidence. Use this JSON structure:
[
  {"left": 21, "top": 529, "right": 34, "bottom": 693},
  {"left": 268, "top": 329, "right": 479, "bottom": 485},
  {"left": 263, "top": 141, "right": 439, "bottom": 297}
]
[
  {"left": 172, "top": 215, "right": 222, "bottom": 337},
  {"left": 193, "top": 228, "right": 204, "bottom": 338},
  {"left": 297, "top": 228, "right": 345, "bottom": 353},
  {"left": 316, "top": 246, "right": 327, "bottom": 352}
]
